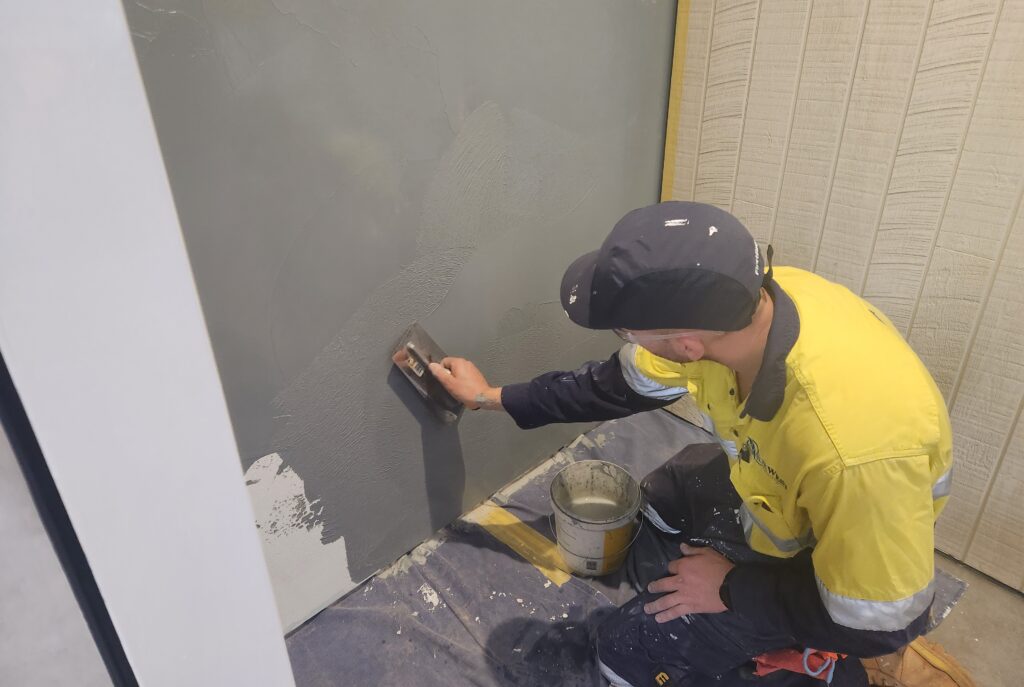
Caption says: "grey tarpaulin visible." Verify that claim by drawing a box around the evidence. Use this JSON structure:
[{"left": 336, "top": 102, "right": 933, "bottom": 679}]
[{"left": 285, "top": 409, "right": 965, "bottom": 686}]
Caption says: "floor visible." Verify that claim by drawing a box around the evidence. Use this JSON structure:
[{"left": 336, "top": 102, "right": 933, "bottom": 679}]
[
  {"left": 287, "top": 411, "right": 713, "bottom": 686},
  {"left": 930, "top": 554, "right": 1024, "bottom": 687},
  {"left": 287, "top": 409, "right": 1023, "bottom": 686}
]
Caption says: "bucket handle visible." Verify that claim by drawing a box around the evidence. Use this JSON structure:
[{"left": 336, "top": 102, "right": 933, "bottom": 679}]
[{"left": 548, "top": 509, "right": 646, "bottom": 561}]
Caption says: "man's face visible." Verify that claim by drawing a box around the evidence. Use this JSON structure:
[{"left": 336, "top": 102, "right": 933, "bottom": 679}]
[{"left": 613, "top": 329, "right": 705, "bottom": 363}]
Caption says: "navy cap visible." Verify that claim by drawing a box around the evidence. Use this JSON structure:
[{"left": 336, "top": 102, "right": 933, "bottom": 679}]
[{"left": 560, "top": 201, "right": 771, "bottom": 331}]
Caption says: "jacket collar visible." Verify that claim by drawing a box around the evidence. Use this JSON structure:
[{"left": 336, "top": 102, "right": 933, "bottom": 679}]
[{"left": 741, "top": 280, "right": 799, "bottom": 422}]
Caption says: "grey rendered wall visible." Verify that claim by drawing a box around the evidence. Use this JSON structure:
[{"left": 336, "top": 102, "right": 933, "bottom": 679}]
[
  {"left": 0, "top": 424, "right": 110, "bottom": 687},
  {"left": 124, "top": 0, "right": 676, "bottom": 629}
]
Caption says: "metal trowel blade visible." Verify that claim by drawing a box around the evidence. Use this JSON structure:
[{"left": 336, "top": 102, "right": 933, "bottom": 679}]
[{"left": 390, "top": 323, "right": 463, "bottom": 424}]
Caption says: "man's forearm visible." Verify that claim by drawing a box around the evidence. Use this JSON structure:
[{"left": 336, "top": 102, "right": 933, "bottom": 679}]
[
  {"left": 473, "top": 387, "right": 505, "bottom": 411},
  {"left": 499, "top": 351, "right": 679, "bottom": 429}
]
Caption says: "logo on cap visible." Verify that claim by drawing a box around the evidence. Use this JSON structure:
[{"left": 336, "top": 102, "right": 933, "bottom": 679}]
[{"left": 664, "top": 218, "right": 689, "bottom": 227}]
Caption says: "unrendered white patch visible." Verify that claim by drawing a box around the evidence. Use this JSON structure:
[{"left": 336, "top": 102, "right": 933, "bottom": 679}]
[{"left": 245, "top": 453, "right": 355, "bottom": 632}]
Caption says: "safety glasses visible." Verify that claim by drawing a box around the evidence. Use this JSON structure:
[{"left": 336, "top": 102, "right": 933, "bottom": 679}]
[{"left": 613, "top": 328, "right": 701, "bottom": 343}]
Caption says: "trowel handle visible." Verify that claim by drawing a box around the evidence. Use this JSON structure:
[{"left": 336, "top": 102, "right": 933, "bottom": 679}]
[{"left": 405, "top": 343, "right": 432, "bottom": 378}]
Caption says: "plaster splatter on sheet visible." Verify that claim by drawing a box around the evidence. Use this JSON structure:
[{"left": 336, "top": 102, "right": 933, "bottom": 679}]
[{"left": 418, "top": 583, "right": 444, "bottom": 611}]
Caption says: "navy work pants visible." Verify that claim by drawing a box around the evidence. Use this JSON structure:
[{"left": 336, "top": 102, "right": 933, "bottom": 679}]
[{"left": 595, "top": 443, "right": 868, "bottom": 687}]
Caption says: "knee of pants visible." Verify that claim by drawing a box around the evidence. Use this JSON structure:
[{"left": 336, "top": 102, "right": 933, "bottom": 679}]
[
  {"left": 594, "top": 599, "right": 641, "bottom": 679},
  {"left": 594, "top": 595, "right": 696, "bottom": 687}
]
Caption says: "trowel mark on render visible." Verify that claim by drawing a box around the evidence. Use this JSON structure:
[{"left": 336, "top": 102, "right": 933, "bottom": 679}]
[
  {"left": 267, "top": 99, "right": 597, "bottom": 585},
  {"left": 269, "top": 103, "right": 510, "bottom": 558}
]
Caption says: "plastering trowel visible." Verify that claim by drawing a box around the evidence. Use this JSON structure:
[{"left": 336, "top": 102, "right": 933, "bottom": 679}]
[{"left": 391, "top": 323, "right": 464, "bottom": 424}]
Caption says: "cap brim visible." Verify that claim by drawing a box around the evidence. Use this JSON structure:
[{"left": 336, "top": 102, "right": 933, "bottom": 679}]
[{"left": 560, "top": 250, "right": 599, "bottom": 328}]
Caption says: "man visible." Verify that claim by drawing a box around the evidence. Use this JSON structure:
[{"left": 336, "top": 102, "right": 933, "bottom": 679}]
[{"left": 430, "top": 202, "right": 973, "bottom": 686}]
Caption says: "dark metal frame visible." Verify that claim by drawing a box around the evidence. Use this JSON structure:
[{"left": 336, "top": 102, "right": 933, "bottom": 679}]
[{"left": 0, "top": 351, "right": 138, "bottom": 686}]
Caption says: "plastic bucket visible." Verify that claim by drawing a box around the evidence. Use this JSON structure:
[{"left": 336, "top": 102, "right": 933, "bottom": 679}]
[{"left": 550, "top": 460, "right": 641, "bottom": 576}]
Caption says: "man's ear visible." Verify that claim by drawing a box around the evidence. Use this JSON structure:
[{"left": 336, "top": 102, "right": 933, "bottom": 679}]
[{"left": 671, "top": 335, "right": 705, "bottom": 362}]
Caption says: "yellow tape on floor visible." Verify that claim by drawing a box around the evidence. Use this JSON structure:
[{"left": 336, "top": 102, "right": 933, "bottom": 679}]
[{"left": 461, "top": 502, "right": 572, "bottom": 588}]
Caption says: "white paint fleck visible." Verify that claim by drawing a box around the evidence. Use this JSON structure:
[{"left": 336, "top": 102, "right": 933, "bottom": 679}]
[
  {"left": 419, "top": 583, "right": 442, "bottom": 610},
  {"left": 708, "top": 225, "right": 718, "bottom": 236},
  {"left": 543, "top": 580, "right": 552, "bottom": 588}
]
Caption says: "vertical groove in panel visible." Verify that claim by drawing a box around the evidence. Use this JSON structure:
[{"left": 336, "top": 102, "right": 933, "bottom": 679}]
[
  {"left": 963, "top": 395, "right": 1024, "bottom": 574},
  {"left": 671, "top": 1, "right": 716, "bottom": 200},
  {"left": 813, "top": 0, "right": 934, "bottom": 290},
  {"left": 857, "top": 0, "right": 937, "bottom": 296},
  {"left": 948, "top": 179, "right": 1024, "bottom": 409},
  {"left": 909, "top": 2, "right": 1024, "bottom": 581},
  {"left": 935, "top": 195, "right": 1024, "bottom": 561},
  {"left": 904, "top": 0, "right": 1006, "bottom": 340},
  {"left": 765, "top": 1, "right": 814, "bottom": 245},
  {"left": 691, "top": 0, "right": 719, "bottom": 200},
  {"left": 727, "top": 0, "right": 763, "bottom": 214},
  {"left": 731, "top": 0, "right": 812, "bottom": 242},
  {"left": 767, "top": 0, "right": 869, "bottom": 268},
  {"left": 861, "top": 0, "right": 1003, "bottom": 331},
  {"left": 694, "top": 0, "right": 759, "bottom": 206},
  {"left": 808, "top": 0, "right": 873, "bottom": 275}
]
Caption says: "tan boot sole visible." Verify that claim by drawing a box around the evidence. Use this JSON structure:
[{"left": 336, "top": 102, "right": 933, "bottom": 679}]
[{"left": 908, "top": 637, "right": 977, "bottom": 687}]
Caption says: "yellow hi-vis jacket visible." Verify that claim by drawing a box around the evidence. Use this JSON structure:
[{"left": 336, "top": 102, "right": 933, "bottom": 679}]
[{"left": 622, "top": 267, "right": 952, "bottom": 632}]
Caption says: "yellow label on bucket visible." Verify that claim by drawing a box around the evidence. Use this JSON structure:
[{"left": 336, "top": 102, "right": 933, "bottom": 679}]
[{"left": 601, "top": 523, "right": 635, "bottom": 574}]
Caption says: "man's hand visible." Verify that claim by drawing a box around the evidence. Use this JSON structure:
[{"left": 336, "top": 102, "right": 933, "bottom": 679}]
[
  {"left": 429, "top": 357, "right": 503, "bottom": 411},
  {"left": 643, "top": 543, "right": 734, "bottom": 622}
]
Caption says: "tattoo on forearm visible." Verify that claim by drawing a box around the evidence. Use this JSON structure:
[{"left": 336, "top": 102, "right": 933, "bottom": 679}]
[{"left": 474, "top": 392, "right": 501, "bottom": 411}]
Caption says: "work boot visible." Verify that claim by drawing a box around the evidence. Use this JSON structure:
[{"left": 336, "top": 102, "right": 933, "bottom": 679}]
[{"left": 862, "top": 637, "right": 976, "bottom": 687}]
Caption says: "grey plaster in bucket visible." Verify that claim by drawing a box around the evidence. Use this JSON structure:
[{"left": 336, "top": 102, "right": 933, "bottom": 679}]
[{"left": 551, "top": 461, "right": 641, "bottom": 524}]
